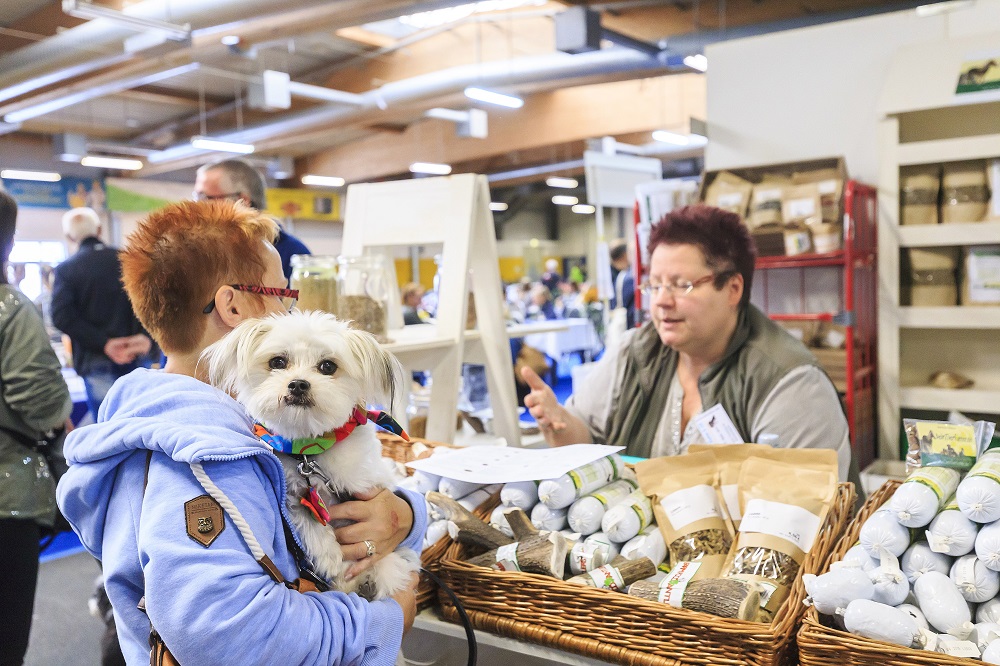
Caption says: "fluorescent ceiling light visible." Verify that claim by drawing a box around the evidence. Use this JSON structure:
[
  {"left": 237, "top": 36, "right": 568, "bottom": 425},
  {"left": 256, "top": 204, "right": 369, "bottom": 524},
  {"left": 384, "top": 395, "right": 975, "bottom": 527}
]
[
  {"left": 464, "top": 86, "right": 524, "bottom": 109},
  {"left": 652, "top": 130, "right": 692, "bottom": 146},
  {"left": 80, "top": 156, "right": 143, "bottom": 170},
  {"left": 552, "top": 195, "right": 578, "bottom": 206},
  {"left": 683, "top": 54, "right": 708, "bottom": 72},
  {"left": 546, "top": 177, "right": 578, "bottom": 189},
  {"left": 398, "top": 1, "right": 545, "bottom": 30},
  {"left": 409, "top": 162, "right": 452, "bottom": 175},
  {"left": 221, "top": 35, "right": 241, "bottom": 46},
  {"left": 916, "top": 0, "right": 973, "bottom": 16},
  {"left": 489, "top": 202, "right": 508, "bottom": 212},
  {"left": 190, "top": 136, "right": 255, "bottom": 154},
  {"left": 302, "top": 175, "right": 346, "bottom": 187},
  {"left": 571, "top": 204, "right": 596, "bottom": 214},
  {"left": 0, "top": 169, "right": 61, "bottom": 182}
]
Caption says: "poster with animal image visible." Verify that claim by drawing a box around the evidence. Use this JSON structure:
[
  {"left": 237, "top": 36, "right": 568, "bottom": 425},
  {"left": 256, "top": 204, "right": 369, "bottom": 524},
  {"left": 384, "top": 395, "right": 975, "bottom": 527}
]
[{"left": 956, "top": 56, "right": 1000, "bottom": 94}]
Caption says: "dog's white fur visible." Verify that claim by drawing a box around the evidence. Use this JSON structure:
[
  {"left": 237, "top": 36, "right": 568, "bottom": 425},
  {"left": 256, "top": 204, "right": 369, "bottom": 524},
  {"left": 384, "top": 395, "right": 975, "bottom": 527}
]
[{"left": 202, "top": 310, "right": 419, "bottom": 600}]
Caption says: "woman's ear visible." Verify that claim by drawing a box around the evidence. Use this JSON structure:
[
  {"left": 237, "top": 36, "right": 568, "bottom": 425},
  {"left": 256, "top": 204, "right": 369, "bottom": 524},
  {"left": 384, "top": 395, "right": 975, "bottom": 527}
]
[
  {"left": 727, "top": 273, "right": 744, "bottom": 308},
  {"left": 213, "top": 286, "right": 250, "bottom": 327}
]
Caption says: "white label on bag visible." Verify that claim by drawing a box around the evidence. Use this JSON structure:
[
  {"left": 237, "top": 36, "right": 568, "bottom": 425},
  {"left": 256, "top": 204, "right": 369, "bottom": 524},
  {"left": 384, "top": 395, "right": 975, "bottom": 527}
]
[
  {"left": 955, "top": 557, "right": 977, "bottom": 587},
  {"left": 757, "top": 581, "right": 778, "bottom": 608},
  {"left": 925, "top": 529, "right": 951, "bottom": 554},
  {"left": 571, "top": 543, "right": 603, "bottom": 574},
  {"left": 660, "top": 484, "right": 721, "bottom": 531},
  {"left": 740, "top": 499, "right": 822, "bottom": 553},
  {"left": 818, "top": 179, "right": 839, "bottom": 195},
  {"left": 717, "top": 192, "right": 743, "bottom": 207},
  {"left": 587, "top": 564, "right": 626, "bottom": 591},
  {"left": 657, "top": 561, "right": 702, "bottom": 607},
  {"left": 786, "top": 198, "right": 816, "bottom": 219},
  {"left": 938, "top": 640, "right": 981, "bottom": 658},
  {"left": 494, "top": 543, "right": 520, "bottom": 572},
  {"left": 722, "top": 484, "right": 741, "bottom": 520}
]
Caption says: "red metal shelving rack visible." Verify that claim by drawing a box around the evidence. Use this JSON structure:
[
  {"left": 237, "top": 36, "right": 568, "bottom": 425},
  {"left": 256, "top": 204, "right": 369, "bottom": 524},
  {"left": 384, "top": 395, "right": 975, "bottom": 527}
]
[{"left": 756, "top": 181, "right": 878, "bottom": 470}]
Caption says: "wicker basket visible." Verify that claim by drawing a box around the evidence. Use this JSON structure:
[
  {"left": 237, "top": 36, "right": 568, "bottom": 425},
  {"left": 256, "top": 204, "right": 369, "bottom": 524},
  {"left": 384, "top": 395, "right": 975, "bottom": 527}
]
[
  {"left": 437, "top": 482, "right": 856, "bottom": 666},
  {"left": 798, "top": 479, "right": 978, "bottom": 666},
  {"left": 378, "top": 433, "right": 501, "bottom": 609}
]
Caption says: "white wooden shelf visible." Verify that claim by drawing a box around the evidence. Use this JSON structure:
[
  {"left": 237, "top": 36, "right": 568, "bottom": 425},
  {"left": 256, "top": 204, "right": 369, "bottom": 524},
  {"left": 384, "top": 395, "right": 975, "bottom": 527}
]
[
  {"left": 897, "top": 133, "right": 1000, "bottom": 166},
  {"left": 898, "top": 221, "right": 1000, "bottom": 248},
  {"left": 901, "top": 386, "right": 1000, "bottom": 414},
  {"left": 897, "top": 307, "right": 1000, "bottom": 328}
]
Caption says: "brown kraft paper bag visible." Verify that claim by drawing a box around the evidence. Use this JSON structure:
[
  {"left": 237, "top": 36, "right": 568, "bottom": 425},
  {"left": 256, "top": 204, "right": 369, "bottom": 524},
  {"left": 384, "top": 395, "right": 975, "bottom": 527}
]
[
  {"left": 635, "top": 451, "right": 734, "bottom": 580},
  {"left": 724, "top": 457, "right": 836, "bottom": 616}
]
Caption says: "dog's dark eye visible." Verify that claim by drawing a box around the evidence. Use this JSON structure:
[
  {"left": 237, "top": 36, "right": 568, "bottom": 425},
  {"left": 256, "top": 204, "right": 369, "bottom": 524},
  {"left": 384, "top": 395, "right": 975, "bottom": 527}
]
[
  {"left": 268, "top": 356, "right": 287, "bottom": 370},
  {"left": 318, "top": 360, "right": 337, "bottom": 375}
]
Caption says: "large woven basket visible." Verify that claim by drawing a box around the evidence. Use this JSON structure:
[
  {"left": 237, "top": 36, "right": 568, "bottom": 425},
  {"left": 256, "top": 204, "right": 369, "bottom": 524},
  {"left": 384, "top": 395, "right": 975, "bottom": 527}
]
[
  {"left": 378, "top": 433, "right": 501, "bottom": 609},
  {"left": 798, "top": 479, "right": 978, "bottom": 666},
  {"left": 437, "top": 482, "right": 855, "bottom": 666}
]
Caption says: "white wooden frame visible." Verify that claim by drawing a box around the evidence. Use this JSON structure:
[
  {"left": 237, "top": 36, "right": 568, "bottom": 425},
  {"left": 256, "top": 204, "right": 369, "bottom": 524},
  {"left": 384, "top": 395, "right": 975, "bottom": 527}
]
[{"left": 342, "top": 174, "right": 520, "bottom": 446}]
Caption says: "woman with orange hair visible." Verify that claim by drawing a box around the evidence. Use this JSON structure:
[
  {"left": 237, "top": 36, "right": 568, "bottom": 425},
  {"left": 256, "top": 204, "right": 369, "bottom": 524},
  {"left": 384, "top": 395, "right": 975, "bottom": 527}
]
[{"left": 57, "top": 200, "right": 423, "bottom": 665}]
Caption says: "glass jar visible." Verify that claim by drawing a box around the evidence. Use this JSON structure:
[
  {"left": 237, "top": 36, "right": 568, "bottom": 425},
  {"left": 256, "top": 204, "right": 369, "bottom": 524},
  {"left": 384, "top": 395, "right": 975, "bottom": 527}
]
[
  {"left": 290, "top": 254, "right": 338, "bottom": 314},
  {"left": 336, "top": 254, "right": 389, "bottom": 341},
  {"left": 406, "top": 387, "right": 430, "bottom": 439}
]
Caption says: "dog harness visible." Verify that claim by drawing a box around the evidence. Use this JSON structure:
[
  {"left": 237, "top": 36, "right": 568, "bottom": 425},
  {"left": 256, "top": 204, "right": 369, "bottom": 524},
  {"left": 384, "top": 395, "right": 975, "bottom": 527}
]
[{"left": 252, "top": 408, "right": 409, "bottom": 526}]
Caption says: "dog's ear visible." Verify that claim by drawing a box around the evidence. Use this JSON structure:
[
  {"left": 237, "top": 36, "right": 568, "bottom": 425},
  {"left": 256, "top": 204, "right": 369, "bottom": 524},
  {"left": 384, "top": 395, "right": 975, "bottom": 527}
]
[
  {"left": 200, "top": 316, "right": 276, "bottom": 395},
  {"left": 343, "top": 328, "right": 403, "bottom": 411}
]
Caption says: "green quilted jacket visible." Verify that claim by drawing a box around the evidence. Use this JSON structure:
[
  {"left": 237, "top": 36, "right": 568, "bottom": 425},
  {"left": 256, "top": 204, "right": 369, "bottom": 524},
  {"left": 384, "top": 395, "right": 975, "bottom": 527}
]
[{"left": 0, "top": 284, "right": 72, "bottom": 526}]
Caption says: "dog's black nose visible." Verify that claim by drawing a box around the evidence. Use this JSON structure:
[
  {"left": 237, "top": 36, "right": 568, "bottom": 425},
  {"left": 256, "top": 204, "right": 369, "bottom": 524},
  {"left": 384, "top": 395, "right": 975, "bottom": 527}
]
[{"left": 288, "top": 379, "right": 310, "bottom": 396}]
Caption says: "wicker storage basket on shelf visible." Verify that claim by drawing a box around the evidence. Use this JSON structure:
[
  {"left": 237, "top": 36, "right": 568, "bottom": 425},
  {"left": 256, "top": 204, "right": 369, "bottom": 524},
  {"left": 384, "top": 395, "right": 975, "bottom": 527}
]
[
  {"left": 378, "top": 433, "right": 501, "bottom": 609},
  {"left": 798, "top": 479, "right": 977, "bottom": 666},
  {"left": 435, "top": 482, "right": 856, "bottom": 666}
]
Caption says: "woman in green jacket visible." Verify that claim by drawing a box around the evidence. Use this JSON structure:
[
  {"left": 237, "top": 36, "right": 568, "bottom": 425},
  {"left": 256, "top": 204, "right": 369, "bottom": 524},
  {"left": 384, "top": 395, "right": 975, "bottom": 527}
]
[{"left": 0, "top": 189, "right": 72, "bottom": 666}]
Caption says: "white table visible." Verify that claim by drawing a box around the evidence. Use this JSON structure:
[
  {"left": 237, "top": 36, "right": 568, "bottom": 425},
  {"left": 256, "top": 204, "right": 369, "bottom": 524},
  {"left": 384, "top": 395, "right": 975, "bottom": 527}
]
[{"left": 521, "top": 317, "right": 602, "bottom": 362}]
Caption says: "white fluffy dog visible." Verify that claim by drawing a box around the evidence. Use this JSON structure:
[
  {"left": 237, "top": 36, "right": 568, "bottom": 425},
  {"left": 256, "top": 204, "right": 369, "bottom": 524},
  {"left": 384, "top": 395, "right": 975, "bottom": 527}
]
[{"left": 202, "top": 310, "right": 419, "bottom": 601}]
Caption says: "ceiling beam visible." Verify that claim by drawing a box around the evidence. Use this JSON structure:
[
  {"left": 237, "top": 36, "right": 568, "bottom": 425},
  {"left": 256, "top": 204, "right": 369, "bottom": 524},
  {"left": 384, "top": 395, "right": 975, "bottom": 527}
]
[{"left": 302, "top": 72, "right": 705, "bottom": 183}]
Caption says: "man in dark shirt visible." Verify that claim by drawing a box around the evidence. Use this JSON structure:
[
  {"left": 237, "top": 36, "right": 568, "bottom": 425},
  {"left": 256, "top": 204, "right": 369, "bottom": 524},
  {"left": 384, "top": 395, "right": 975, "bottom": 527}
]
[
  {"left": 193, "top": 158, "right": 310, "bottom": 280},
  {"left": 52, "top": 208, "right": 152, "bottom": 421}
]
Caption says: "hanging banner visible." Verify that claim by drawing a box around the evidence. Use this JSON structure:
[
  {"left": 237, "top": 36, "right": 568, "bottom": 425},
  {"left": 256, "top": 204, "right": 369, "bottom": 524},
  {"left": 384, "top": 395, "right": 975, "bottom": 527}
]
[
  {"left": 1, "top": 176, "right": 106, "bottom": 209},
  {"left": 264, "top": 188, "right": 341, "bottom": 221},
  {"left": 104, "top": 178, "right": 192, "bottom": 213}
]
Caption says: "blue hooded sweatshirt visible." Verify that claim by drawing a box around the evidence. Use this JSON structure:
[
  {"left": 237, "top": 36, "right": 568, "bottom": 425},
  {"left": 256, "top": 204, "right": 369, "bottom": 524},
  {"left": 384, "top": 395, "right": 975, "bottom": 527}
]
[{"left": 57, "top": 368, "right": 427, "bottom": 665}]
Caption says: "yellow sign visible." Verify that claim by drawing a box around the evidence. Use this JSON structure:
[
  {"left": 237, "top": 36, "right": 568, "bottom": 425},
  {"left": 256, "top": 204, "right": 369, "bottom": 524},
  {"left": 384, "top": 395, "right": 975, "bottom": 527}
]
[{"left": 264, "top": 188, "right": 340, "bottom": 221}]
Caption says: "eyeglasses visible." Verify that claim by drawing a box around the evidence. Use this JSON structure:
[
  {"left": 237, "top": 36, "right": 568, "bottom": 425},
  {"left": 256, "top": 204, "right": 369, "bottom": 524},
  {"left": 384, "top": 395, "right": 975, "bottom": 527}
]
[
  {"left": 202, "top": 285, "right": 299, "bottom": 314},
  {"left": 192, "top": 190, "right": 244, "bottom": 203},
  {"left": 641, "top": 272, "right": 733, "bottom": 299}
]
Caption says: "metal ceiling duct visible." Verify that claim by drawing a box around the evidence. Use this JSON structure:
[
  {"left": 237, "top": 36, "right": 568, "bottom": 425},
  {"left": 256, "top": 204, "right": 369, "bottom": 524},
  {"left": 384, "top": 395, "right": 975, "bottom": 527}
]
[
  {"left": 0, "top": 0, "right": 460, "bottom": 105},
  {"left": 146, "top": 47, "right": 673, "bottom": 166}
]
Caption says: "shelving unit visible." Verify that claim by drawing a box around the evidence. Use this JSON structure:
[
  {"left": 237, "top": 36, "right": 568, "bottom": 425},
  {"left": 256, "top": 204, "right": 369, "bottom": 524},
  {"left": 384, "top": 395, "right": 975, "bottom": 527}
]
[
  {"left": 876, "top": 34, "right": 1000, "bottom": 459},
  {"left": 341, "top": 174, "right": 521, "bottom": 447},
  {"left": 754, "top": 181, "right": 879, "bottom": 471}
]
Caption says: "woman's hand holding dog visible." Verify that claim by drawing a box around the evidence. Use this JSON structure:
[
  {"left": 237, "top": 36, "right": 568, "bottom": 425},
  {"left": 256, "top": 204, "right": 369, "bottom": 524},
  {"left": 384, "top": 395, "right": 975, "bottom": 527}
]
[
  {"left": 392, "top": 572, "right": 420, "bottom": 634},
  {"left": 329, "top": 487, "right": 414, "bottom": 580}
]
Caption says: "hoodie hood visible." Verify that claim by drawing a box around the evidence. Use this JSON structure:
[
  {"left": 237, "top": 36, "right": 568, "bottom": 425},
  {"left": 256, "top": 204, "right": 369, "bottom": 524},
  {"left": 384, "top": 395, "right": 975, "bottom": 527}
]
[{"left": 57, "top": 368, "right": 276, "bottom": 558}]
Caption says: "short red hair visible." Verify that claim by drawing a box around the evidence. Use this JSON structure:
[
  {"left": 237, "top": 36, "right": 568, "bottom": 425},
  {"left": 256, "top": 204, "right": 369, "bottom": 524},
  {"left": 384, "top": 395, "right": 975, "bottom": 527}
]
[{"left": 120, "top": 200, "right": 278, "bottom": 354}]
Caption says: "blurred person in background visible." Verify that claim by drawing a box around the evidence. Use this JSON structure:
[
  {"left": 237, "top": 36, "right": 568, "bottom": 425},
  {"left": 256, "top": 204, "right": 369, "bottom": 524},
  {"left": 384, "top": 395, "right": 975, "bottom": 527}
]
[
  {"left": 609, "top": 239, "right": 637, "bottom": 329},
  {"left": 0, "top": 190, "right": 73, "bottom": 666},
  {"left": 401, "top": 282, "right": 427, "bottom": 325},
  {"left": 52, "top": 207, "right": 152, "bottom": 422},
  {"left": 526, "top": 284, "right": 558, "bottom": 321},
  {"left": 540, "top": 258, "right": 561, "bottom": 294},
  {"left": 194, "top": 158, "right": 310, "bottom": 280}
]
